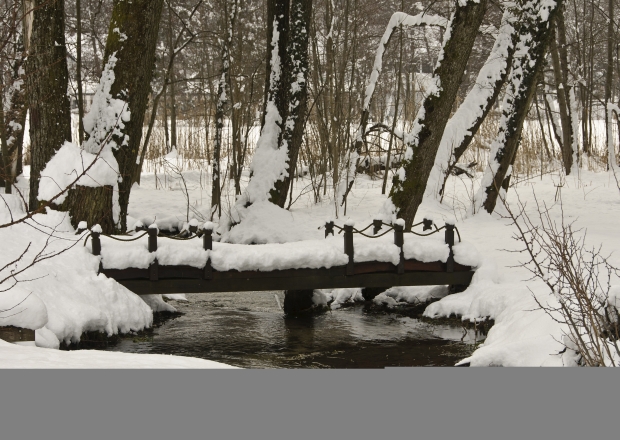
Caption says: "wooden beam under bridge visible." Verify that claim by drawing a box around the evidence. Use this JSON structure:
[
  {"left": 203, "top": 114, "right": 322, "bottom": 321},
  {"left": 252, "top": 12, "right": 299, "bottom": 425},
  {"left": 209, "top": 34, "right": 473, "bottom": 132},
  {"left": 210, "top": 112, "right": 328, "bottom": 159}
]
[{"left": 103, "top": 261, "right": 474, "bottom": 295}]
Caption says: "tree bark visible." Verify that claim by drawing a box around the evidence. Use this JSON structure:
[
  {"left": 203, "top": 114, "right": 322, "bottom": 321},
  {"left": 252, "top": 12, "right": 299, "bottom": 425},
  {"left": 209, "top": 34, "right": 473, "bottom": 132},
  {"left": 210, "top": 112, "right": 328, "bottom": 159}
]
[
  {"left": 212, "top": 0, "right": 238, "bottom": 218},
  {"left": 58, "top": 185, "right": 115, "bottom": 232},
  {"left": 26, "top": 0, "right": 72, "bottom": 210},
  {"left": 605, "top": 0, "right": 615, "bottom": 170},
  {"left": 76, "top": 0, "right": 85, "bottom": 145},
  {"left": 103, "top": 0, "right": 165, "bottom": 232},
  {"left": 388, "top": 0, "right": 488, "bottom": 229},
  {"left": 550, "top": 8, "right": 575, "bottom": 174}
]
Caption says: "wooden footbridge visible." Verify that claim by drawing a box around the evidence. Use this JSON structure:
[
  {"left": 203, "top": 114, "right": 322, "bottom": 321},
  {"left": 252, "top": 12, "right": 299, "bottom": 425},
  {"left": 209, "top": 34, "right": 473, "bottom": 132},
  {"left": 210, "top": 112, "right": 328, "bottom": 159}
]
[{"left": 85, "top": 218, "right": 475, "bottom": 297}]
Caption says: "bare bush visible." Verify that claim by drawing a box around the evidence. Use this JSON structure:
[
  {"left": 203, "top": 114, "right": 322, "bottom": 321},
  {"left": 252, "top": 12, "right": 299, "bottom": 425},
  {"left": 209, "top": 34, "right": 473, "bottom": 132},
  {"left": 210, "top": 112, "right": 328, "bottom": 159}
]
[{"left": 503, "top": 193, "right": 620, "bottom": 366}]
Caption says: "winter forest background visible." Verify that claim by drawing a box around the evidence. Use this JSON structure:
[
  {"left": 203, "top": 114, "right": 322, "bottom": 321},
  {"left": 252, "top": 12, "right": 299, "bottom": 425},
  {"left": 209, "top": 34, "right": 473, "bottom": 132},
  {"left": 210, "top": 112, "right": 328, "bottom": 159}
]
[
  {"left": 1, "top": 0, "right": 620, "bottom": 367},
  {"left": 2, "top": 0, "right": 618, "bottom": 226}
]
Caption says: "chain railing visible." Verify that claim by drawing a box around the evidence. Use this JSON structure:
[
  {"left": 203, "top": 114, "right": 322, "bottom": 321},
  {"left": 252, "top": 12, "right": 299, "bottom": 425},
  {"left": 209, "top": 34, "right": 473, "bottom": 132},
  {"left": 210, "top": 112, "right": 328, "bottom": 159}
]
[
  {"left": 82, "top": 216, "right": 463, "bottom": 279},
  {"left": 322, "top": 218, "right": 461, "bottom": 275},
  {"left": 82, "top": 221, "right": 215, "bottom": 281}
]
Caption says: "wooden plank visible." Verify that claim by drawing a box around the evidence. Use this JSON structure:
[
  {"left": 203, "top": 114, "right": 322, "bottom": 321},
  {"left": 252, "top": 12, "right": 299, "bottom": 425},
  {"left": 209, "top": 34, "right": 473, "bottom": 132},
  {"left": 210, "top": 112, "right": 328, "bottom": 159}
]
[
  {"left": 404, "top": 260, "right": 445, "bottom": 272},
  {"left": 0, "top": 326, "right": 35, "bottom": 342},
  {"left": 101, "top": 267, "right": 150, "bottom": 280},
  {"left": 353, "top": 261, "right": 395, "bottom": 274},
  {"left": 102, "top": 259, "right": 472, "bottom": 282},
  {"left": 117, "top": 270, "right": 475, "bottom": 295}
]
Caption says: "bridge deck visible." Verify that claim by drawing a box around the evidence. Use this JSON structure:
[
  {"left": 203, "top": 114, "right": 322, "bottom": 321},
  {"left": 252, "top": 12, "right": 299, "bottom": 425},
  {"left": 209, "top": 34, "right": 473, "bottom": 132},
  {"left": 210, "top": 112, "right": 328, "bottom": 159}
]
[
  {"left": 103, "top": 260, "right": 474, "bottom": 295},
  {"left": 90, "top": 219, "right": 476, "bottom": 295}
]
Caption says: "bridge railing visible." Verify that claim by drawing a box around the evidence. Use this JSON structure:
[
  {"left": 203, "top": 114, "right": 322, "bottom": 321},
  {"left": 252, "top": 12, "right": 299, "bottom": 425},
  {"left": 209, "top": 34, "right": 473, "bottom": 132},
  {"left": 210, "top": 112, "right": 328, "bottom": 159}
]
[
  {"left": 82, "top": 217, "right": 462, "bottom": 279},
  {"left": 323, "top": 218, "right": 460, "bottom": 275}
]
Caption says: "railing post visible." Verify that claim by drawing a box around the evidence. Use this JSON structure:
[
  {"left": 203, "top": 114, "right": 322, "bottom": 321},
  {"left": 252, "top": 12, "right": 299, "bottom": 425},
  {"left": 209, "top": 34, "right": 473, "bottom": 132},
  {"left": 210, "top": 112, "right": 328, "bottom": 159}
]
[
  {"left": 325, "top": 221, "right": 334, "bottom": 238},
  {"left": 91, "top": 225, "right": 102, "bottom": 256},
  {"left": 189, "top": 218, "right": 199, "bottom": 235},
  {"left": 373, "top": 219, "right": 383, "bottom": 235},
  {"left": 344, "top": 221, "right": 355, "bottom": 275},
  {"left": 423, "top": 218, "right": 433, "bottom": 231},
  {"left": 148, "top": 223, "right": 159, "bottom": 281},
  {"left": 203, "top": 222, "right": 214, "bottom": 280},
  {"left": 393, "top": 220, "right": 405, "bottom": 274},
  {"left": 445, "top": 222, "right": 455, "bottom": 273},
  {"left": 77, "top": 221, "right": 87, "bottom": 235}
]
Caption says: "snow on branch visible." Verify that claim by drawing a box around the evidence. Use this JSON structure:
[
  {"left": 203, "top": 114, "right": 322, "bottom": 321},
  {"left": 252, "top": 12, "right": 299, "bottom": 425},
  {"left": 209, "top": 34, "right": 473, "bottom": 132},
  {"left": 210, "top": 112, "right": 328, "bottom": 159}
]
[
  {"left": 424, "top": 9, "right": 516, "bottom": 200},
  {"left": 237, "top": 17, "right": 285, "bottom": 208},
  {"left": 338, "top": 11, "right": 447, "bottom": 206},
  {"left": 362, "top": 12, "right": 448, "bottom": 113}
]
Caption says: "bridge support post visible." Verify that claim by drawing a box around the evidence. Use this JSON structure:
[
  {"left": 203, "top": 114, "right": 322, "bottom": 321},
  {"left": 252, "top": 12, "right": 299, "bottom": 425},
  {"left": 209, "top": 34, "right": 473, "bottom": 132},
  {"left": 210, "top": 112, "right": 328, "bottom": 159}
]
[
  {"left": 148, "top": 224, "right": 159, "bottom": 281},
  {"left": 283, "top": 290, "right": 315, "bottom": 315},
  {"left": 393, "top": 220, "right": 405, "bottom": 274},
  {"left": 91, "top": 227, "right": 101, "bottom": 256},
  {"left": 445, "top": 223, "right": 455, "bottom": 273},
  {"left": 203, "top": 222, "right": 213, "bottom": 279},
  {"left": 344, "top": 223, "right": 355, "bottom": 275}
]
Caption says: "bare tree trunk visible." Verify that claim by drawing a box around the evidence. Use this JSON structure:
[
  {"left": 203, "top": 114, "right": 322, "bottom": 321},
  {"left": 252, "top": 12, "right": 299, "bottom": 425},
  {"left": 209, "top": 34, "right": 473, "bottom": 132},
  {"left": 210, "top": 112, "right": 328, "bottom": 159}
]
[
  {"left": 382, "top": 18, "right": 404, "bottom": 195},
  {"left": 605, "top": 0, "right": 615, "bottom": 170},
  {"left": 76, "top": 0, "right": 85, "bottom": 145},
  {"left": 212, "top": 0, "right": 238, "bottom": 218},
  {"left": 550, "top": 7, "right": 575, "bottom": 174},
  {"left": 1, "top": 7, "right": 28, "bottom": 192},
  {"left": 26, "top": 0, "right": 72, "bottom": 210},
  {"left": 167, "top": 3, "right": 177, "bottom": 153},
  {"left": 388, "top": 0, "right": 488, "bottom": 229}
]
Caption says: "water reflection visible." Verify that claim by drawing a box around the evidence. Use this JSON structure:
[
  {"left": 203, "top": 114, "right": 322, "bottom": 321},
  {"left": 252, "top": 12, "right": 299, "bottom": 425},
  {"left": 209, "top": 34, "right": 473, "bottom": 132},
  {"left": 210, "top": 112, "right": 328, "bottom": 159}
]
[{"left": 107, "top": 291, "right": 484, "bottom": 368}]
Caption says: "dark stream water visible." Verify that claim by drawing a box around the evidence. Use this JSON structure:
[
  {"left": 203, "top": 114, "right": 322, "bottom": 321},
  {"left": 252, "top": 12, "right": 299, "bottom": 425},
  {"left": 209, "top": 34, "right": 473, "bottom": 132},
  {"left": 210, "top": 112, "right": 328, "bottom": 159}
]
[{"left": 106, "top": 292, "right": 486, "bottom": 368}]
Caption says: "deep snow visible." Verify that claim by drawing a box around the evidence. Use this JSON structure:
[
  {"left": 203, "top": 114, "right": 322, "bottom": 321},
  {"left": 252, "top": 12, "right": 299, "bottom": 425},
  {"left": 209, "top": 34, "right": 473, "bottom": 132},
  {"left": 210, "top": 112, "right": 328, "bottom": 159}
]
[{"left": 3, "top": 153, "right": 620, "bottom": 367}]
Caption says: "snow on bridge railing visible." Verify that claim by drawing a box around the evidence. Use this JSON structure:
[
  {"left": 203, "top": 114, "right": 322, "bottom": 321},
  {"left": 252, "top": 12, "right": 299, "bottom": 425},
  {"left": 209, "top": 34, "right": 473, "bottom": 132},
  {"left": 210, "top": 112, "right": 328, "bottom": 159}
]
[
  {"left": 322, "top": 218, "right": 461, "bottom": 275},
  {"left": 78, "top": 219, "right": 467, "bottom": 281}
]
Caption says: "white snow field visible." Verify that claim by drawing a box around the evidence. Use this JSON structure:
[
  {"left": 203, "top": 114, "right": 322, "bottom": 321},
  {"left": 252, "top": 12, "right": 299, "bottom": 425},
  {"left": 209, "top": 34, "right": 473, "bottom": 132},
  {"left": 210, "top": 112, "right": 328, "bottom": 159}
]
[{"left": 2, "top": 156, "right": 620, "bottom": 367}]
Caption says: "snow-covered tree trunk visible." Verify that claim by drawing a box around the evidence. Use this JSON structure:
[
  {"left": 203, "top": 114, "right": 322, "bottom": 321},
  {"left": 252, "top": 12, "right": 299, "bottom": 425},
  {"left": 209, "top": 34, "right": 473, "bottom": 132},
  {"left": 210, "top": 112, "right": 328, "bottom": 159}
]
[
  {"left": 26, "top": 0, "right": 72, "bottom": 210},
  {"left": 427, "top": 7, "right": 517, "bottom": 201},
  {"left": 270, "top": 0, "right": 313, "bottom": 207},
  {"left": 339, "top": 11, "right": 448, "bottom": 206},
  {"left": 385, "top": 0, "right": 488, "bottom": 229},
  {"left": 54, "top": 55, "right": 129, "bottom": 233},
  {"left": 477, "top": 0, "right": 561, "bottom": 214},
  {"left": 234, "top": 0, "right": 289, "bottom": 212},
  {"left": 103, "top": 0, "right": 165, "bottom": 232}
]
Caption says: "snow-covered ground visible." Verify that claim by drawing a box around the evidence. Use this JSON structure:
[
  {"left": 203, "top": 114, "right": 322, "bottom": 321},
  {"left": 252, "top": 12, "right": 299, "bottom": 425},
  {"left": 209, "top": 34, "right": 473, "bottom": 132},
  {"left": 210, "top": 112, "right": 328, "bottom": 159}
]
[
  {"left": 127, "top": 162, "right": 620, "bottom": 366},
  {"left": 3, "top": 153, "right": 620, "bottom": 367}
]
